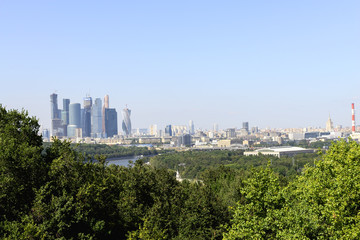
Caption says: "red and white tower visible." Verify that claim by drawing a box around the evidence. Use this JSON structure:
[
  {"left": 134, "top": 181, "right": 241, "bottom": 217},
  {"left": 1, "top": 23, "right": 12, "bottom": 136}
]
[{"left": 352, "top": 103, "right": 356, "bottom": 133}]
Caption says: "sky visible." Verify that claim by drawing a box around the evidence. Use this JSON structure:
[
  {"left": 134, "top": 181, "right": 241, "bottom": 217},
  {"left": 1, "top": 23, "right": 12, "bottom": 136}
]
[{"left": 0, "top": 0, "right": 359, "bottom": 131}]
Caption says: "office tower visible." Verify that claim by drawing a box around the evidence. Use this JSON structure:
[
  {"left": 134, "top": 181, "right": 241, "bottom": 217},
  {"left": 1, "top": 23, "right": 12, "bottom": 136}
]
[
  {"left": 83, "top": 96, "right": 92, "bottom": 137},
  {"left": 102, "top": 95, "right": 109, "bottom": 137},
  {"left": 150, "top": 124, "right": 157, "bottom": 136},
  {"left": 50, "top": 93, "right": 59, "bottom": 120},
  {"left": 242, "top": 122, "right": 249, "bottom": 133},
  {"left": 251, "top": 126, "right": 259, "bottom": 134},
  {"left": 91, "top": 98, "right": 103, "bottom": 138},
  {"left": 67, "top": 103, "right": 81, "bottom": 137},
  {"left": 165, "top": 125, "right": 172, "bottom": 136},
  {"left": 177, "top": 134, "right": 191, "bottom": 147},
  {"left": 213, "top": 123, "right": 219, "bottom": 132},
  {"left": 225, "top": 128, "right": 236, "bottom": 138},
  {"left": 122, "top": 106, "right": 131, "bottom": 136},
  {"left": 50, "top": 93, "right": 63, "bottom": 137},
  {"left": 105, "top": 108, "right": 118, "bottom": 138},
  {"left": 61, "top": 98, "right": 70, "bottom": 137},
  {"left": 189, "top": 120, "right": 195, "bottom": 135}
]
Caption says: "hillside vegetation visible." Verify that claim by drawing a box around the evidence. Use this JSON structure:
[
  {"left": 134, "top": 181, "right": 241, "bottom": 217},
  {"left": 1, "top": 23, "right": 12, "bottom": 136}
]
[{"left": 1, "top": 105, "right": 360, "bottom": 239}]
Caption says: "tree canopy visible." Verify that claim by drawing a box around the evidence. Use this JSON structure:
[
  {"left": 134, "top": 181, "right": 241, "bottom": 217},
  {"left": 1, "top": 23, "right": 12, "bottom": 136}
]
[{"left": 1, "top": 105, "right": 360, "bottom": 239}]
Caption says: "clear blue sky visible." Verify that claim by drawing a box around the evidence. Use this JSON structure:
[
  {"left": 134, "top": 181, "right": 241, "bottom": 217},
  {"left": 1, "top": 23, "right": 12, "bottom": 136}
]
[{"left": 0, "top": 0, "right": 359, "bottom": 130}]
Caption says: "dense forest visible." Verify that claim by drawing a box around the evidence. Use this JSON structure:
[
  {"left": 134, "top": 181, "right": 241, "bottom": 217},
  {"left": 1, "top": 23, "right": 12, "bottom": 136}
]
[
  {"left": 2, "top": 106, "right": 360, "bottom": 239},
  {"left": 43, "top": 142, "right": 163, "bottom": 160},
  {"left": 150, "top": 150, "right": 318, "bottom": 181}
]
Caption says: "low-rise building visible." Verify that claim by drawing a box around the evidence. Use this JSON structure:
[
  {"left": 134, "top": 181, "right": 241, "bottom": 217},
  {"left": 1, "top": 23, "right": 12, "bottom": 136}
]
[{"left": 244, "top": 146, "right": 314, "bottom": 158}]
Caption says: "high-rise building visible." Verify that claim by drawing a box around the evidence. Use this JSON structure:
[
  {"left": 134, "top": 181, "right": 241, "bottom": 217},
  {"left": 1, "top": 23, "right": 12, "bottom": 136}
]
[
  {"left": 91, "top": 98, "right": 103, "bottom": 138},
  {"left": 122, "top": 107, "right": 132, "bottom": 136},
  {"left": 326, "top": 115, "right": 334, "bottom": 132},
  {"left": 149, "top": 124, "right": 157, "bottom": 136},
  {"left": 50, "top": 93, "right": 59, "bottom": 120},
  {"left": 50, "top": 93, "right": 64, "bottom": 137},
  {"left": 177, "top": 134, "right": 191, "bottom": 147},
  {"left": 242, "top": 122, "right": 249, "bottom": 133},
  {"left": 102, "top": 95, "right": 109, "bottom": 137},
  {"left": 225, "top": 128, "right": 236, "bottom": 138},
  {"left": 105, "top": 108, "right": 118, "bottom": 138},
  {"left": 67, "top": 103, "right": 81, "bottom": 138},
  {"left": 189, "top": 120, "right": 195, "bottom": 135},
  {"left": 213, "top": 123, "right": 219, "bottom": 132},
  {"left": 165, "top": 125, "right": 172, "bottom": 136},
  {"left": 83, "top": 96, "right": 92, "bottom": 137},
  {"left": 61, "top": 98, "right": 70, "bottom": 137}
]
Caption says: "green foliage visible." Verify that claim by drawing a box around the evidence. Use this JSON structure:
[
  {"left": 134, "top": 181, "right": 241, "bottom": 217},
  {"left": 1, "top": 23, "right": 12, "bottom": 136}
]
[
  {"left": 150, "top": 150, "right": 317, "bottom": 181},
  {"left": 224, "top": 166, "right": 283, "bottom": 239},
  {"left": 225, "top": 140, "right": 360, "bottom": 239},
  {"left": 69, "top": 143, "right": 159, "bottom": 160},
  {"left": 0, "top": 106, "right": 46, "bottom": 223},
  {"left": 3, "top": 105, "right": 360, "bottom": 239}
]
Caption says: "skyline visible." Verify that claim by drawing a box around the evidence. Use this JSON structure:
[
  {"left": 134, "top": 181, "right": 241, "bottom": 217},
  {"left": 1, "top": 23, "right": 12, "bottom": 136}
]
[{"left": 1, "top": 1, "right": 359, "bottom": 130}]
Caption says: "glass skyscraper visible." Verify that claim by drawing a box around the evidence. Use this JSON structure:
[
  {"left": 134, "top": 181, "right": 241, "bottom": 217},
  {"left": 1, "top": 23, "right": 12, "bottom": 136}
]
[
  {"left": 50, "top": 93, "right": 64, "bottom": 137},
  {"left": 91, "top": 98, "right": 103, "bottom": 138},
  {"left": 105, "top": 108, "right": 118, "bottom": 138},
  {"left": 83, "top": 96, "right": 92, "bottom": 137},
  {"left": 67, "top": 103, "right": 81, "bottom": 138},
  {"left": 122, "top": 107, "right": 131, "bottom": 136}
]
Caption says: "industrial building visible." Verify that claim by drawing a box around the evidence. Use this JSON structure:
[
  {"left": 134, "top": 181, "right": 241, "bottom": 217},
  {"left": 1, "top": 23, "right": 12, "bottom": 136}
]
[{"left": 244, "top": 146, "right": 314, "bottom": 158}]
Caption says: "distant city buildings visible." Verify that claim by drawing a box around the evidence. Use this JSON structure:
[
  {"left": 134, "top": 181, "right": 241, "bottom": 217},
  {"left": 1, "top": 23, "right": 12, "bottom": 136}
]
[
  {"left": 189, "top": 120, "right": 195, "bottom": 135},
  {"left": 50, "top": 93, "right": 125, "bottom": 139},
  {"left": 105, "top": 108, "right": 118, "bottom": 138},
  {"left": 48, "top": 93, "right": 353, "bottom": 149},
  {"left": 122, "top": 107, "right": 131, "bottom": 136},
  {"left": 326, "top": 115, "right": 334, "bottom": 132}
]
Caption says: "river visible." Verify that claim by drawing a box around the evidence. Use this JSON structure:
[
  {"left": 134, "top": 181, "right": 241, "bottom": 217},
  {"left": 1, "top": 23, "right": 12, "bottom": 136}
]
[{"left": 105, "top": 155, "right": 147, "bottom": 167}]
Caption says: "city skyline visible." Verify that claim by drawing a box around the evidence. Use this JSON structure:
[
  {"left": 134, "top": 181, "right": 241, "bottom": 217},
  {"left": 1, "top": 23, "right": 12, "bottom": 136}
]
[{"left": 0, "top": 1, "right": 359, "bottom": 130}]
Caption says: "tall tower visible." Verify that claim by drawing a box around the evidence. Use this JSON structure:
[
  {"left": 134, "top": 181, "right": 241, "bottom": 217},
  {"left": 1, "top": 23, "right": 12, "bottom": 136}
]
[
  {"left": 326, "top": 115, "right": 334, "bottom": 132},
  {"left": 61, "top": 98, "right": 70, "bottom": 136},
  {"left": 102, "top": 95, "right": 109, "bottom": 137},
  {"left": 122, "top": 106, "right": 132, "bottom": 137},
  {"left": 189, "top": 120, "right": 195, "bottom": 135},
  {"left": 165, "top": 125, "right": 172, "bottom": 136},
  {"left": 105, "top": 108, "right": 118, "bottom": 138},
  {"left": 67, "top": 103, "right": 81, "bottom": 137},
  {"left": 83, "top": 96, "right": 92, "bottom": 137},
  {"left": 50, "top": 93, "right": 59, "bottom": 120},
  {"left": 352, "top": 103, "right": 356, "bottom": 134},
  {"left": 91, "top": 98, "right": 103, "bottom": 138},
  {"left": 50, "top": 93, "right": 63, "bottom": 137},
  {"left": 242, "top": 122, "right": 249, "bottom": 133}
]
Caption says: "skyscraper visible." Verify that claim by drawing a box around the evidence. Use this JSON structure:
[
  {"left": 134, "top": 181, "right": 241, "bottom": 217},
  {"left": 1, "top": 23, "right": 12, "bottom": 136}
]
[
  {"left": 165, "top": 125, "right": 172, "bottom": 136},
  {"left": 83, "top": 96, "right": 92, "bottom": 137},
  {"left": 189, "top": 120, "right": 195, "bottom": 135},
  {"left": 149, "top": 124, "right": 157, "bottom": 136},
  {"left": 242, "top": 122, "right": 249, "bottom": 133},
  {"left": 67, "top": 103, "right": 81, "bottom": 138},
  {"left": 50, "top": 93, "right": 59, "bottom": 120},
  {"left": 61, "top": 98, "right": 70, "bottom": 137},
  {"left": 91, "top": 98, "right": 103, "bottom": 138},
  {"left": 326, "top": 115, "right": 334, "bottom": 132},
  {"left": 105, "top": 108, "right": 118, "bottom": 138},
  {"left": 213, "top": 123, "right": 219, "bottom": 132},
  {"left": 50, "top": 93, "right": 63, "bottom": 137},
  {"left": 122, "top": 106, "right": 131, "bottom": 136},
  {"left": 102, "top": 95, "right": 109, "bottom": 137}
]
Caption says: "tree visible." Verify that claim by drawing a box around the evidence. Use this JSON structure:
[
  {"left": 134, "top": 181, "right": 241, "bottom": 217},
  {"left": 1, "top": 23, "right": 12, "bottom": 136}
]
[
  {"left": 224, "top": 166, "right": 283, "bottom": 240},
  {"left": 0, "top": 106, "right": 45, "bottom": 222}
]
